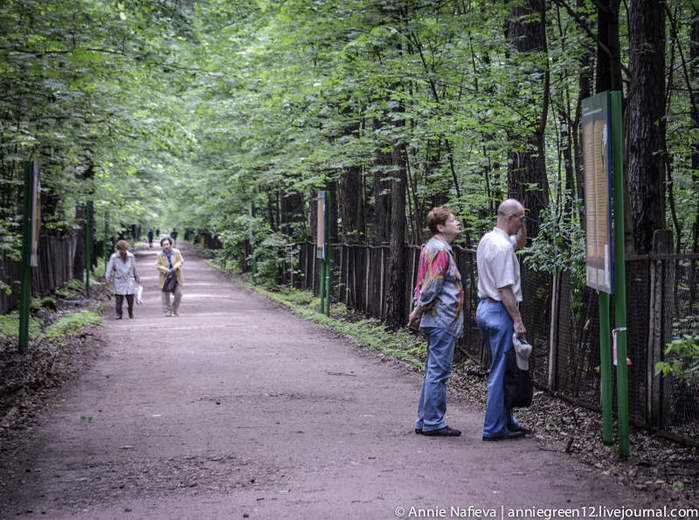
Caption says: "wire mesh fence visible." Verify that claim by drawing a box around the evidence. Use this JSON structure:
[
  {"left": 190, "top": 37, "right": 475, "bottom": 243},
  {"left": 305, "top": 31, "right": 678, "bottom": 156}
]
[{"left": 281, "top": 241, "right": 698, "bottom": 437}]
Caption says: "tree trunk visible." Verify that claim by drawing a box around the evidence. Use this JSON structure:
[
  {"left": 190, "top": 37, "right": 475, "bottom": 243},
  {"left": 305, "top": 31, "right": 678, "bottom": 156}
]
[
  {"left": 385, "top": 137, "right": 407, "bottom": 331},
  {"left": 690, "top": 18, "right": 698, "bottom": 304},
  {"left": 328, "top": 180, "right": 339, "bottom": 245},
  {"left": 73, "top": 202, "right": 85, "bottom": 280},
  {"left": 280, "top": 189, "right": 304, "bottom": 241},
  {"left": 574, "top": 0, "right": 593, "bottom": 224},
  {"left": 691, "top": 18, "right": 698, "bottom": 256},
  {"left": 340, "top": 164, "right": 363, "bottom": 243},
  {"left": 72, "top": 158, "right": 94, "bottom": 280},
  {"left": 595, "top": 0, "right": 623, "bottom": 92},
  {"left": 373, "top": 118, "right": 392, "bottom": 245},
  {"left": 627, "top": 0, "right": 666, "bottom": 254},
  {"left": 267, "top": 190, "right": 279, "bottom": 233},
  {"left": 506, "top": 0, "right": 549, "bottom": 240}
]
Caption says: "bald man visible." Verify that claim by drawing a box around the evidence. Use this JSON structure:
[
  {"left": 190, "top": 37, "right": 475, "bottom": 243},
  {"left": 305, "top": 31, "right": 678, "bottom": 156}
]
[{"left": 476, "top": 199, "right": 531, "bottom": 441}]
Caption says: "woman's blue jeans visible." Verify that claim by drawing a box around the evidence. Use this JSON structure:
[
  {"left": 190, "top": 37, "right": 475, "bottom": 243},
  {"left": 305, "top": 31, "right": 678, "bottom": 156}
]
[{"left": 415, "top": 327, "right": 456, "bottom": 432}]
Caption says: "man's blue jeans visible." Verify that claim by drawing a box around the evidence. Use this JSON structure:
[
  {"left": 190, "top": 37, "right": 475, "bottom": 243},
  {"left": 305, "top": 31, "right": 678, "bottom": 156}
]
[
  {"left": 476, "top": 299, "right": 520, "bottom": 438},
  {"left": 416, "top": 327, "right": 456, "bottom": 432}
]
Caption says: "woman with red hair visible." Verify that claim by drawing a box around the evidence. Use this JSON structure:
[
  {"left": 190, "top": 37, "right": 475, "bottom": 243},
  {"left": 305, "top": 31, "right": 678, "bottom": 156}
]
[{"left": 407, "top": 207, "right": 464, "bottom": 437}]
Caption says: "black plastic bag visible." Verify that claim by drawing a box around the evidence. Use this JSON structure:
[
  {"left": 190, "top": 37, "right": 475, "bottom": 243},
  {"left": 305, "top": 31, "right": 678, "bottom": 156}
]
[
  {"left": 504, "top": 348, "right": 533, "bottom": 408},
  {"left": 162, "top": 272, "right": 178, "bottom": 293}
]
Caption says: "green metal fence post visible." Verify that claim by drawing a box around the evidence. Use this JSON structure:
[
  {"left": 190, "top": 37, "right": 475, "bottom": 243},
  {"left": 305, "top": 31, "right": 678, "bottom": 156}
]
[
  {"left": 598, "top": 291, "right": 613, "bottom": 444},
  {"left": 319, "top": 257, "right": 326, "bottom": 313},
  {"left": 18, "top": 161, "right": 34, "bottom": 352},
  {"left": 611, "top": 90, "right": 629, "bottom": 458},
  {"left": 85, "top": 200, "right": 93, "bottom": 295}
]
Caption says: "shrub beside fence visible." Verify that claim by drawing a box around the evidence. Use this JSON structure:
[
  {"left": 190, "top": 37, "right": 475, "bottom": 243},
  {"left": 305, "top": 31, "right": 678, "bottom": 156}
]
[{"left": 0, "top": 234, "right": 78, "bottom": 315}]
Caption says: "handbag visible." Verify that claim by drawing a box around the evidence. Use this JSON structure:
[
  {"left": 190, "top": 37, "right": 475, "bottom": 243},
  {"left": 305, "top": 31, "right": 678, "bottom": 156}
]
[
  {"left": 135, "top": 284, "right": 144, "bottom": 304},
  {"left": 162, "top": 272, "right": 178, "bottom": 293}
]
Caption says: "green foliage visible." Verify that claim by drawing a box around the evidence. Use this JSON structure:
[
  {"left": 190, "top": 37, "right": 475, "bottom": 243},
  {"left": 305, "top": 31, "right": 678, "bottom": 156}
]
[
  {"left": 255, "top": 233, "right": 298, "bottom": 287},
  {"left": 0, "top": 311, "right": 42, "bottom": 340},
  {"left": 0, "top": 281, "right": 11, "bottom": 296},
  {"left": 0, "top": 0, "right": 194, "bottom": 239},
  {"left": 66, "top": 279, "right": 85, "bottom": 293},
  {"left": 525, "top": 201, "right": 585, "bottom": 277},
  {"left": 92, "top": 261, "right": 106, "bottom": 280},
  {"left": 30, "top": 296, "right": 56, "bottom": 311},
  {"left": 55, "top": 286, "right": 79, "bottom": 299},
  {"left": 45, "top": 311, "right": 102, "bottom": 340},
  {"left": 654, "top": 316, "right": 699, "bottom": 384},
  {"left": 0, "top": 219, "right": 21, "bottom": 262},
  {"left": 274, "top": 286, "right": 315, "bottom": 306},
  {"left": 655, "top": 338, "right": 699, "bottom": 385},
  {"left": 2, "top": 0, "right": 696, "bottom": 293}
]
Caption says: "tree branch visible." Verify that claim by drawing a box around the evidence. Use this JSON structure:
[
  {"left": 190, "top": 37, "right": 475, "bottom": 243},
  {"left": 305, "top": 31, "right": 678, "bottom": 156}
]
[
  {"left": 664, "top": 3, "right": 698, "bottom": 123},
  {"left": 551, "top": 0, "right": 630, "bottom": 79}
]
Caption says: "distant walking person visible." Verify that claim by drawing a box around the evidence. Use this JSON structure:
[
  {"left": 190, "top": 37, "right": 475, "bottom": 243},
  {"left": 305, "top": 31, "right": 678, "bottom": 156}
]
[
  {"left": 156, "top": 237, "right": 184, "bottom": 317},
  {"left": 147, "top": 229, "right": 154, "bottom": 248},
  {"left": 105, "top": 240, "right": 140, "bottom": 320},
  {"left": 170, "top": 228, "right": 178, "bottom": 246},
  {"left": 476, "top": 199, "right": 530, "bottom": 441},
  {"left": 407, "top": 207, "right": 464, "bottom": 437}
]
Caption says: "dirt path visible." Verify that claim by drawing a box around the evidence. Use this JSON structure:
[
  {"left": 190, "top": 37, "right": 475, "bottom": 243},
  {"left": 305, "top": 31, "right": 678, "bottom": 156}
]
[{"left": 1, "top": 244, "right": 657, "bottom": 519}]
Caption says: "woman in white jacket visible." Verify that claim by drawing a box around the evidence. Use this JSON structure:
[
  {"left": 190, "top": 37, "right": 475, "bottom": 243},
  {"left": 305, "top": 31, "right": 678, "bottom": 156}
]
[{"left": 105, "top": 240, "right": 141, "bottom": 319}]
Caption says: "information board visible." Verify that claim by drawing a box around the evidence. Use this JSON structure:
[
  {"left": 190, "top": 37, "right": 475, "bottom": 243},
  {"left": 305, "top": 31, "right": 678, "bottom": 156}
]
[
  {"left": 30, "top": 162, "right": 40, "bottom": 267},
  {"left": 582, "top": 92, "right": 614, "bottom": 293},
  {"left": 316, "top": 191, "right": 326, "bottom": 259}
]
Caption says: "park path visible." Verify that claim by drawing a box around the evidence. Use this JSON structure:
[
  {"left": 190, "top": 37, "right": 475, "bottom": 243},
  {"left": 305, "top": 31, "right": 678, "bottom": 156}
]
[{"left": 1, "top": 243, "right": 645, "bottom": 519}]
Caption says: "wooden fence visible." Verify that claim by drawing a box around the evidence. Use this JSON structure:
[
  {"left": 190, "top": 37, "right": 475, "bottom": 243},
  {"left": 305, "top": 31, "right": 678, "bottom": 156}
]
[{"left": 0, "top": 234, "right": 78, "bottom": 315}]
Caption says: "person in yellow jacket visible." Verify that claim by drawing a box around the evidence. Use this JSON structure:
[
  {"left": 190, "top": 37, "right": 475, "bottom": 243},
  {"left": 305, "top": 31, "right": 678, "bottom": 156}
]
[{"left": 156, "top": 237, "right": 184, "bottom": 317}]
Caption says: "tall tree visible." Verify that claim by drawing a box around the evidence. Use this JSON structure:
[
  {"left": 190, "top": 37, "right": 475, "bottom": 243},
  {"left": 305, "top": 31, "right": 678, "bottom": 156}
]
[
  {"left": 373, "top": 116, "right": 393, "bottom": 245},
  {"left": 505, "top": 0, "right": 550, "bottom": 240},
  {"left": 385, "top": 99, "right": 408, "bottom": 331},
  {"left": 691, "top": 16, "right": 698, "bottom": 256},
  {"left": 340, "top": 162, "right": 364, "bottom": 243},
  {"left": 339, "top": 108, "right": 364, "bottom": 243},
  {"left": 627, "top": 0, "right": 667, "bottom": 254}
]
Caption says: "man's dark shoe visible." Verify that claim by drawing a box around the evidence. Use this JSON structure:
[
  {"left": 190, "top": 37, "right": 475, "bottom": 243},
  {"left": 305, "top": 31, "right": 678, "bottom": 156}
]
[
  {"left": 482, "top": 430, "right": 525, "bottom": 441},
  {"left": 423, "top": 426, "right": 461, "bottom": 437},
  {"left": 510, "top": 425, "right": 532, "bottom": 435},
  {"left": 415, "top": 428, "right": 423, "bottom": 434}
]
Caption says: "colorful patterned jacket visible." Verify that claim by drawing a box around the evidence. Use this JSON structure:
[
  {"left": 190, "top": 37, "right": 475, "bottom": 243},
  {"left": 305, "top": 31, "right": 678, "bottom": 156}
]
[{"left": 412, "top": 234, "right": 464, "bottom": 338}]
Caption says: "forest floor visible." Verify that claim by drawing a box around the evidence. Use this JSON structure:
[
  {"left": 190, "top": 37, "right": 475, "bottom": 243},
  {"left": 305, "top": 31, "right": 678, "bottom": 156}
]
[{"left": 0, "top": 243, "right": 696, "bottom": 519}]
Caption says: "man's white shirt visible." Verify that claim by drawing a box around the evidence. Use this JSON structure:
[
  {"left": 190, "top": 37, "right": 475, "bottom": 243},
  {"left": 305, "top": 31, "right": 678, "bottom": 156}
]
[{"left": 476, "top": 227, "right": 522, "bottom": 302}]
